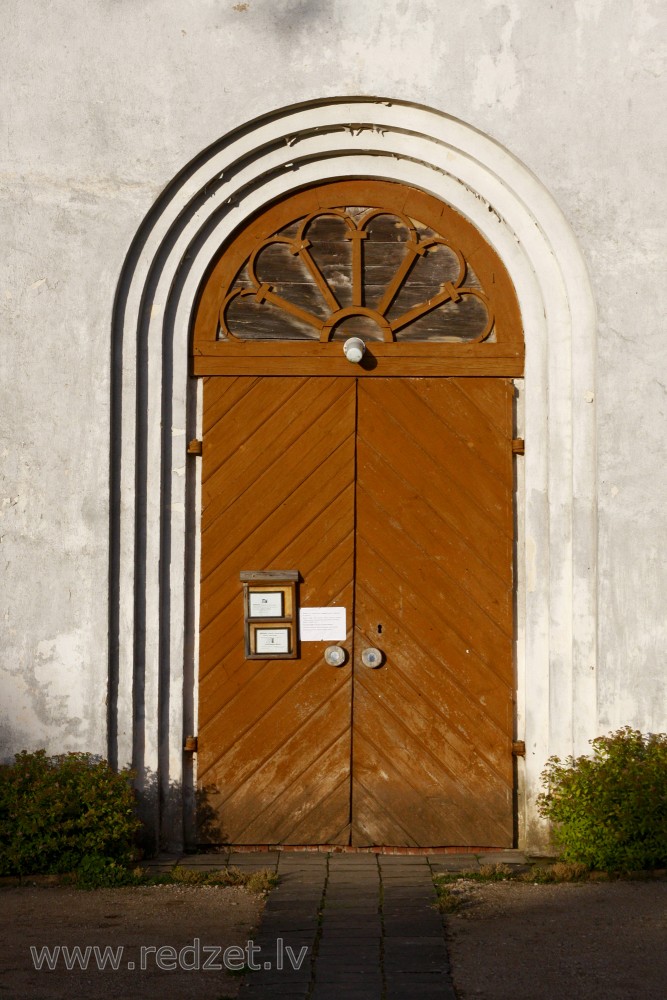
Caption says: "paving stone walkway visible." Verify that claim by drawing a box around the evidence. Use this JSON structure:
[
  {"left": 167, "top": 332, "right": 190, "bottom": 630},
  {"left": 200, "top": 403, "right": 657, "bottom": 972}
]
[{"left": 148, "top": 849, "right": 528, "bottom": 999}]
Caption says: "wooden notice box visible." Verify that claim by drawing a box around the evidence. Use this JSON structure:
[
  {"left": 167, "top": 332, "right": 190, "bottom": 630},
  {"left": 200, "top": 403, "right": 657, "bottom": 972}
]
[{"left": 240, "top": 570, "right": 298, "bottom": 659}]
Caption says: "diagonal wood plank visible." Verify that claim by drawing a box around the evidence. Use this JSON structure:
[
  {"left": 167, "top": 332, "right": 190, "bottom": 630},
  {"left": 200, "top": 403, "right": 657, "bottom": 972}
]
[
  {"left": 200, "top": 432, "right": 355, "bottom": 631},
  {"left": 360, "top": 377, "right": 513, "bottom": 541}
]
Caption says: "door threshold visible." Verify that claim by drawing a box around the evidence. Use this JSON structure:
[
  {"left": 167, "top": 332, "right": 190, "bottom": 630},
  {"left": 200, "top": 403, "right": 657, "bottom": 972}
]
[{"left": 197, "top": 844, "right": 512, "bottom": 855}]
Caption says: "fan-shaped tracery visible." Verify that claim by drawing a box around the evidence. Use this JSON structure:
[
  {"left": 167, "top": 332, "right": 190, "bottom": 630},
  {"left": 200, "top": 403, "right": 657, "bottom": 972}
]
[
  {"left": 193, "top": 180, "right": 523, "bottom": 375},
  {"left": 219, "top": 204, "right": 492, "bottom": 344}
]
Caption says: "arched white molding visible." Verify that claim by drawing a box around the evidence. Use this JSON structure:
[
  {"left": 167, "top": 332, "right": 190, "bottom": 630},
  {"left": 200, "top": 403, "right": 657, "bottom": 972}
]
[{"left": 110, "top": 98, "right": 596, "bottom": 852}]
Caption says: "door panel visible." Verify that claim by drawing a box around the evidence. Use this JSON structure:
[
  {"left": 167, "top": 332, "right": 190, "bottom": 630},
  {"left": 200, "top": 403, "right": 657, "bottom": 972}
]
[
  {"left": 198, "top": 376, "right": 356, "bottom": 845},
  {"left": 198, "top": 375, "right": 515, "bottom": 847},
  {"left": 352, "top": 378, "right": 514, "bottom": 846}
]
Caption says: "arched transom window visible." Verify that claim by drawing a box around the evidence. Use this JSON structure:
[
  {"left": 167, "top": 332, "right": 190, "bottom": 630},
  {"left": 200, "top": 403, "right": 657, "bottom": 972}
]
[{"left": 193, "top": 180, "right": 523, "bottom": 376}]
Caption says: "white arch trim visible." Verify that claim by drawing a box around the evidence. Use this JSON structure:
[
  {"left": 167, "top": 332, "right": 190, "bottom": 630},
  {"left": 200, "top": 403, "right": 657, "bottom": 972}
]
[{"left": 111, "top": 98, "right": 597, "bottom": 852}]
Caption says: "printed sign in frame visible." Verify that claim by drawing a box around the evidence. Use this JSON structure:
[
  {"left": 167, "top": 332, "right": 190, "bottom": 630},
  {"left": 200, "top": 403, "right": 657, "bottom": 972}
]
[{"left": 240, "top": 570, "right": 299, "bottom": 659}]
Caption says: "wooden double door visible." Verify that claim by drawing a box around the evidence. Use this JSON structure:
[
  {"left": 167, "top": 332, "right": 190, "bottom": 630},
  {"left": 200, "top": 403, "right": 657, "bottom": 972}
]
[{"left": 198, "top": 375, "right": 515, "bottom": 847}]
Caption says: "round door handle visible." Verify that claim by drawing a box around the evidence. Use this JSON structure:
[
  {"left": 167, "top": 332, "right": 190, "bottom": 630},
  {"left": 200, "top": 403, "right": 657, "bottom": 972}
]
[
  {"left": 361, "top": 647, "right": 384, "bottom": 669},
  {"left": 324, "top": 645, "right": 347, "bottom": 667},
  {"left": 343, "top": 337, "right": 365, "bottom": 364}
]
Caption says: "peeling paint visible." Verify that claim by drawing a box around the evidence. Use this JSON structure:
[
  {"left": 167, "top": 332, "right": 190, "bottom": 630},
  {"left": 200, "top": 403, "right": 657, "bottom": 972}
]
[
  {"left": 2, "top": 631, "right": 90, "bottom": 740},
  {"left": 472, "top": 3, "right": 521, "bottom": 111}
]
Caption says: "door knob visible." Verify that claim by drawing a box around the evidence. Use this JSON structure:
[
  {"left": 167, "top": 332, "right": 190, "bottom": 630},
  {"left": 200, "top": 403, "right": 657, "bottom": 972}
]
[
  {"left": 343, "top": 337, "right": 365, "bottom": 363},
  {"left": 324, "top": 645, "right": 347, "bottom": 667},
  {"left": 361, "top": 647, "right": 383, "bottom": 668}
]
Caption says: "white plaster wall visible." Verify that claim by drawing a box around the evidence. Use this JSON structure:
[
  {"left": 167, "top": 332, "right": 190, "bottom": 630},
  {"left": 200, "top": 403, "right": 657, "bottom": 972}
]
[{"left": 1, "top": 0, "right": 665, "bottom": 839}]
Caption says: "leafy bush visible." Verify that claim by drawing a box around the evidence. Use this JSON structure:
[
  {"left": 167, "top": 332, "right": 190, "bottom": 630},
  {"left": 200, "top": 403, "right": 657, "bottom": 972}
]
[
  {"left": 74, "top": 855, "right": 143, "bottom": 889},
  {"left": 537, "top": 727, "right": 667, "bottom": 872},
  {"left": 0, "top": 750, "right": 141, "bottom": 877}
]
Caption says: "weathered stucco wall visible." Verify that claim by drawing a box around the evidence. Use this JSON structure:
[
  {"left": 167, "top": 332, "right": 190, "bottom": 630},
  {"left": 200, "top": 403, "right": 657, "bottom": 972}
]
[{"left": 1, "top": 0, "right": 665, "bottom": 848}]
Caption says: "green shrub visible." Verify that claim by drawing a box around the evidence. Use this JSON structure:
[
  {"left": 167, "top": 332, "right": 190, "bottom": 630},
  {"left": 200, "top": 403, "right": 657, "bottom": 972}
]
[
  {"left": 74, "top": 855, "right": 143, "bottom": 889},
  {"left": 0, "top": 750, "right": 141, "bottom": 877},
  {"left": 537, "top": 727, "right": 667, "bottom": 872}
]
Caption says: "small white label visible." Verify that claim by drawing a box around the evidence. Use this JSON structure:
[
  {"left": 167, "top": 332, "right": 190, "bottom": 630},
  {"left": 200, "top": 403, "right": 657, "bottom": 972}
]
[
  {"left": 300, "top": 606, "right": 347, "bottom": 642},
  {"left": 249, "top": 591, "right": 283, "bottom": 618},
  {"left": 255, "top": 628, "right": 290, "bottom": 654}
]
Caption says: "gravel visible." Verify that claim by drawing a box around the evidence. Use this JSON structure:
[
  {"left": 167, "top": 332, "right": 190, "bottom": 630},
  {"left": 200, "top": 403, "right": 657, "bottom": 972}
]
[
  {"left": 0, "top": 884, "right": 264, "bottom": 999},
  {"left": 445, "top": 878, "right": 667, "bottom": 1000}
]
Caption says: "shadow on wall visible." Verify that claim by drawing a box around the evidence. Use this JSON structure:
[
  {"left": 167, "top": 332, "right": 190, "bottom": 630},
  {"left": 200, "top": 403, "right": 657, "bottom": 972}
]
[{"left": 136, "top": 768, "right": 226, "bottom": 857}]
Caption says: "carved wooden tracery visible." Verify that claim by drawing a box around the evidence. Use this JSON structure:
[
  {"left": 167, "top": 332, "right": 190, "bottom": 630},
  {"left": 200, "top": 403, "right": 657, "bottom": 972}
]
[{"left": 193, "top": 180, "right": 523, "bottom": 376}]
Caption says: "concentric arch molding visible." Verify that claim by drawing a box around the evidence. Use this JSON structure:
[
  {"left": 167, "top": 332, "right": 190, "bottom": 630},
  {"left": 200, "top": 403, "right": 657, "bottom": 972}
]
[{"left": 110, "top": 97, "right": 597, "bottom": 853}]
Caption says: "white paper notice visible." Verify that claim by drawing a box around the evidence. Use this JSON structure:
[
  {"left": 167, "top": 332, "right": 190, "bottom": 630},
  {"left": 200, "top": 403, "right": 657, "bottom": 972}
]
[
  {"left": 255, "top": 628, "right": 290, "bottom": 654},
  {"left": 299, "top": 606, "right": 347, "bottom": 642},
  {"left": 249, "top": 591, "right": 283, "bottom": 618}
]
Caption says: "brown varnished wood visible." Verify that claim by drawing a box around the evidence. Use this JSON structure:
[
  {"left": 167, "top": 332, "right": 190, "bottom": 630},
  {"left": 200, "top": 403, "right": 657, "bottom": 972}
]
[
  {"left": 198, "top": 376, "right": 355, "bottom": 844},
  {"left": 193, "top": 353, "right": 523, "bottom": 377},
  {"left": 351, "top": 378, "right": 514, "bottom": 847},
  {"left": 200, "top": 487, "right": 356, "bottom": 671},
  {"left": 200, "top": 428, "right": 355, "bottom": 637}
]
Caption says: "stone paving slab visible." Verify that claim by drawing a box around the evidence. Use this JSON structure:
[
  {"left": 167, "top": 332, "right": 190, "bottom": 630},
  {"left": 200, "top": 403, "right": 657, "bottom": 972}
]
[
  {"left": 381, "top": 875, "right": 436, "bottom": 885},
  {"left": 257, "top": 922, "right": 319, "bottom": 938},
  {"left": 312, "top": 985, "right": 382, "bottom": 998},
  {"left": 320, "top": 921, "right": 383, "bottom": 937},
  {"left": 385, "top": 950, "right": 449, "bottom": 973},
  {"left": 244, "top": 989, "right": 308, "bottom": 998},
  {"left": 328, "top": 854, "right": 380, "bottom": 863},
  {"left": 384, "top": 922, "right": 442, "bottom": 940},
  {"left": 316, "top": 941, "right": 380, "bottom": 961},
  {"left": 476, "top": 850, "right": 528, "bottom": 865},
  {"left": 258, "top": 924, "right": 319, "bottom": 939},
  {"left": 312, "top": 989, "right": 382, "bottom": 1000},
  {"left": 325, "top": 881, "right": 379, "bottom": 891},
  {"left": 288, "top": 875, "right": 329, "bottom": 884},
  {"left": 240, "top": 988, "right": 309, "bottom": 999},
  {"left": 176, "top": 858, "right": 231, "bottom": 869},
  {"left": 242, "top": 967, "right": 311, "bottom": 985},
  {"left": 241, "top": 983, "right": 310, "bottom": 997},
  {"left": 378, "top": 854, "right": 429, "bottom": 864},
  {"left": 311, "top": 969, "right": 383, "bottom": 984},
  {"left": 271, "top": 887, "right": 323, "bottom": 900},
  {"left": 384, "top": 900, "right": 438, "bottom": 913},
  {"left": 383, "top": 884, "right": 437, "bottom": 895},
  {"left": 386, "top": 977, "right": 457, "bottom": 999},
  {"left": 229, "top": 851, "right": 281, "bottom": 866},
  {"left": 278, "top": 859, "right": 329, "bottom": 869}
]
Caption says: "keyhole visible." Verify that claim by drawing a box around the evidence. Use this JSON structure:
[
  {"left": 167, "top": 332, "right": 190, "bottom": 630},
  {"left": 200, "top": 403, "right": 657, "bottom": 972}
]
[{"left": 377, "top": 623, "right": 383, "bottom": 634}]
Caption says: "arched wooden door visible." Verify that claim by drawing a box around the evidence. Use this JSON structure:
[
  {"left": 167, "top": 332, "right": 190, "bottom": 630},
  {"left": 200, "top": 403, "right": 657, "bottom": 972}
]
[{"left": 193, "top": 180, "right": 523, "bottom": 847}]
